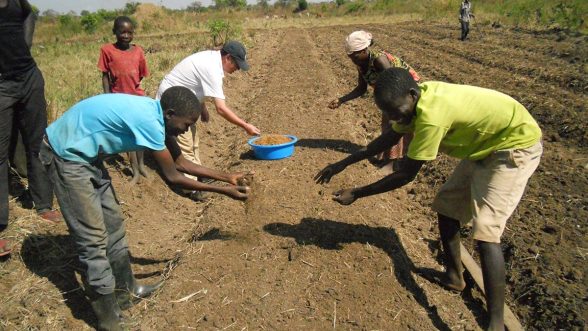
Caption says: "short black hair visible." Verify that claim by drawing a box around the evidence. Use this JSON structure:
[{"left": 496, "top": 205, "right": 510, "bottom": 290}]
[
  {"left": 374, "top": 68, "right": 419, "bottom": 110},
  {"left": 160, "top": 86, "right": 202, "bottom": 118},
  {"left": 113, "top": 16, "right": 134, "bottom": 31}
]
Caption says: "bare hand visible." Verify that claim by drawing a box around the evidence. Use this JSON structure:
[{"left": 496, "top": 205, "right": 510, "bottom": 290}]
[
  {"left": 228, "top": 170, "right": 255, "bottom": 186},
  {"left": 226, "top": 185, "right": 250, "bottom": 201},
  {"left": 333, "top": 189, "right": 356, "bottom": 205},
  {"left": 328, "top": 99, "right": 341, "bottom": 109},
  {"left": 244, "top": 123, "right": 261, "bottom": 136},
  {"left": 314, "top": 163, "right": 345, "bottom": 184}
]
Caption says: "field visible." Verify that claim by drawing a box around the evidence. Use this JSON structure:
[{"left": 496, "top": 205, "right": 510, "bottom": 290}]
[{"left": 1, "top": 15, "right": 587, "bottom": 331}]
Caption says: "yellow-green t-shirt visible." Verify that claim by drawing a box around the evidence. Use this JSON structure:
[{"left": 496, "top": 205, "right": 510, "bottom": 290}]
[{"left": 392, "top": 82, "right": 542, "bottom": 161}]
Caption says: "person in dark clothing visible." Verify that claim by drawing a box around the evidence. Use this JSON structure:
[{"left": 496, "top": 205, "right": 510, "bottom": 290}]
[
  {"left": 0, "top": 0, "right": 61, "bottom": 257},
  {"left": 459, "top": 0, "right": 475, "bottom": 41}
]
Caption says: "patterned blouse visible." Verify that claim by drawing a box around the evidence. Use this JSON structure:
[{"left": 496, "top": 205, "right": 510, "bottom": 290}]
[{"left": 361, "top": 48, "right": 421, "bottom": 87}]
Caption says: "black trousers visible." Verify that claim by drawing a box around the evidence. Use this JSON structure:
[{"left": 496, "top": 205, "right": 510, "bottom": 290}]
[
  {"left": 461, "top": 21, "right": 470, "bottom": 40},
  {"left": 0, "top": 66, "right": 54, "bottom": 227}
]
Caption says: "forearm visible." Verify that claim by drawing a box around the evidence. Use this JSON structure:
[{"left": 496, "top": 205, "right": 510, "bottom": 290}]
[
  {"left": 339, "top": 85, "right": 367, "bottom": 104},
  {"left": 339, "top": 130, "right": 400, "bottom": 167},
  {"left": 176, "top": 159, "right": 231, "bottom": 183},
  {"left": 353, "top": 171, "right": 416, "bottom": 199},
  {"left": 216, "top": 104, "right": 248, "bottom": 129},
  {"left": 101, "top": 74, "right": 111, "bottom": 93},
  {"left": 167, "top": 172, "right": 232, "bottom": 195}
]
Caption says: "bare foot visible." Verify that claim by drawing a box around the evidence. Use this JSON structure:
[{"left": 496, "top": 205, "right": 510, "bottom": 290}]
[
  {"left": 129, "top": 174, "right": 140, "bottom": 185},
  {"left": 139, "top": 166, "right": 149, "bottom": 178}
]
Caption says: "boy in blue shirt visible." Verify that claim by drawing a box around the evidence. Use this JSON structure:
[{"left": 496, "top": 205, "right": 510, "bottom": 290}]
[{"left": 40, "top": 86, "right": 251, "bottom": 330}]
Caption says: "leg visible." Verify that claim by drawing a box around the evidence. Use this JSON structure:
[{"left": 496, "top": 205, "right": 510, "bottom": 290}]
[
  {"left": 176, "top": 124, "right": 199, "bottom": 181},
  {"left": 98, "top": 163, "right": 162, "bottom": 309},
  {"left": 469, "top": 143, "right": 542, "bottom": 330},
  {"left": 15, "top": 68, "right": 54, "bottom": 215},
  {"left": 0, "top": 81, "right": 17, "bottom": 230},
  {"left": 128, "top": 152, "right": 140, "bottom": 185},
  {"left": 478, "top": 241, "right": 505, "bottom": 331},
  {"left": 461, "top": 21, "right": 467, "bottom": 40},
  {"left": 137, "top": 151, "right": 148, "bottom": 177},
  {"left": 43, "top": 148, "right": 124, "bottom": 329},
  {"left": 438, "top": 213, "right": 466, "bottom": 291},
  {"left": 464, "top": 21, "right": 470, "bottom": 39}
]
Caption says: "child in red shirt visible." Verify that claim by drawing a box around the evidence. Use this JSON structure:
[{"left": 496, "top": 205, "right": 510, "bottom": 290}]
[{"left": 98, "top": 16, "right": 149, "bottom": 185}]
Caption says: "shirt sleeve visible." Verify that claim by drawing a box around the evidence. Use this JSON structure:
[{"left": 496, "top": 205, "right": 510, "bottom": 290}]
[
  {"left": 138, "top": 47, "right": 149, "bottom": 78},
  {"left": 97, "top": 46, "right": 109, "bottom": 73},
  {"left": 406, "top": 124, "right": 447, "bottom": 161},
  {"left": 132, "top": 119, "right": 166, "bottom": 151}
]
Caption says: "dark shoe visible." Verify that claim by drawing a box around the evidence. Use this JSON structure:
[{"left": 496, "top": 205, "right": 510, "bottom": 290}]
[
  {"left": 8, "top": 169, "right": 26, "bottom": 197},
  {"left": 88, "top": 292, "right": 125, "bottom": 331},
  {"left": 38, "top": 209, "right": 63, "bottom": 224},
  {"left": 110, "top": 252, "right": 164, "bottom": 310}
]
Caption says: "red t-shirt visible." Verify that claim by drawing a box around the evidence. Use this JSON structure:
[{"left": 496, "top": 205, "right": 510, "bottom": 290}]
[{"left": 97, "top": 43, "right": 149, "bottom": 96}]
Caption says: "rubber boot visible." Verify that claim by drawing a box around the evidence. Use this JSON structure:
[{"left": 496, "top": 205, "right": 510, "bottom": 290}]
[
  {"left": 88, "top": 292, "right": 125, "bottom": 331},
  {"left": 110, "top": 252, "right": 164, "bottom": 310}
]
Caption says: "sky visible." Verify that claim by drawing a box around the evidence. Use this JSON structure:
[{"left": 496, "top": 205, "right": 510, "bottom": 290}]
[{"left": 31, "top": 0, "right": 218, "bottom": 14}]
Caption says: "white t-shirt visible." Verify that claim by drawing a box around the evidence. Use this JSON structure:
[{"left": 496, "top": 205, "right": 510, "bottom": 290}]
[{"left": 156, "top": 50, "right": 225, "bottom": 101}]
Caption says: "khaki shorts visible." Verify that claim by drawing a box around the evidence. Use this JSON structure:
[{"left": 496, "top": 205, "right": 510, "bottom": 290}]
[{"left": 432, "top": 142, "right": 542, "bottom": 243}]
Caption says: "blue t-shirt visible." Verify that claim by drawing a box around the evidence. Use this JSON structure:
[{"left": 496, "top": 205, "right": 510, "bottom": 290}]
[{"left": 46, "top": 93, "right": 166, "bottom": 163}]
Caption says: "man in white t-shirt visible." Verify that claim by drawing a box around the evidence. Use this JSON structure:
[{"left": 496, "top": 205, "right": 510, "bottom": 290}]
[{"left": 156, "top": 41, "right": 260, "bottom": 199}]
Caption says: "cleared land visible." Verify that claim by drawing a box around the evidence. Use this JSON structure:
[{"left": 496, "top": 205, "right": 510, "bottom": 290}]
[{"left": 1, "top": 21, "right": 586, "bottom": 330}]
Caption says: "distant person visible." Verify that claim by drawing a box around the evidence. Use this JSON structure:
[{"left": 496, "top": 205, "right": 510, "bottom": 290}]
[
  {"left": 328, "top": 30, "right": 420, "bottom": 171},
  {"left": 40, "top": 87, "right": 251, "bottom": 330},
  {"left": 98, "top": 15, "right": 150, "bottom": 185},
  {"left": 316, "top": 68, "right": 542, "bottom": 331},
  {"left": 156, "top": 40, "right": 260, "bottom": 201},
  {"left": 0, "top": 0, "right": 61, "bottom": 257},
  {"left": 459, "top": 0, "right": 475, "bottom": 41}
]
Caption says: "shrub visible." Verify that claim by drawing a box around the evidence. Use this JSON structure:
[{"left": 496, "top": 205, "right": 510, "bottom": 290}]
[
  {"left": 297, "top": 0, "right": 308, "bottom": 12},
  {"left": 80, "top": 13, "right": 99, "bottom": 33},
  {"left": 207, "top": 19, "right": 241, "bottom": 46}
]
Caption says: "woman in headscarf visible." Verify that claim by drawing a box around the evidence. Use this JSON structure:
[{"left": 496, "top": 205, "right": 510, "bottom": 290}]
[{"left": 329, "top": 30, "right": 420, "bottom": 168}]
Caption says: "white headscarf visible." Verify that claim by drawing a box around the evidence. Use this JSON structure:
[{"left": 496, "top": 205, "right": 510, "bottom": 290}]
[{"left": 345, "top": 30, "right": 373, "bottom": 54}]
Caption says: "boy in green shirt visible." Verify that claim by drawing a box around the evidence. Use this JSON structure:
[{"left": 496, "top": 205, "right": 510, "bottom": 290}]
[{"left": 315, "top": 68, "right": 542, "bottom": 331}]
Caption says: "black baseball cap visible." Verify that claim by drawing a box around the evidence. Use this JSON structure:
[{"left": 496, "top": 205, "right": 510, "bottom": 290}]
[{"left": 222, "top": 41, "right": 249, "bottom": 71}]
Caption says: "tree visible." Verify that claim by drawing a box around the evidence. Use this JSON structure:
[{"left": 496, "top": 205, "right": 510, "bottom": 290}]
[
  {"left": 41, "top": 9, "right": 59, "bottom": 18},
  {"left": 257, "top": 0, "right": 269, "bottom": 9},
  {"left": 30, "top": 5, "right": 39, "bottom": 17},
  {"left": 186, "top": 1, "right": 204, "bottom": 12},
  {"left": 297, "top": 0, "right": 308, "bottom": 12},
  {"left": 214, "top": 0, "right": 246, "bottom": 9},
  {"left": 80, "top": 10, "right": 90, "bottom": 16},
  {"left": 335, "top": 0, "right": 346, "bottom": 7},
  {"left": 124, "top": 2, "right": 140, "bottom": 15}
]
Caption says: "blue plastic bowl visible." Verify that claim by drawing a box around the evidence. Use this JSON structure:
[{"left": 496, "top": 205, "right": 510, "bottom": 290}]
[{"left": 248, "top": 135, "right": 298, "bottom": 160}]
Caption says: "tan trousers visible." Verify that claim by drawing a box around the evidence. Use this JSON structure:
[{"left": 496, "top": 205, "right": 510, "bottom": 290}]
[
  {"left": 432, "top": 142, "right": 543, "bottom": 243},
  {"left": 176, "top": 124, "right": 201, "bottom": 181}
]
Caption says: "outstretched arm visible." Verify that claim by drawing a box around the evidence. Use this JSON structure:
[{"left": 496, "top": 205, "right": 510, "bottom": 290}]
[
  {"left": 315, "top": 129, "right": 403, "bottom": 184},
  {"left": 150, "top": 137, "right": 250, "bottom": 200},
  {"left": 213, "top": 98, "right": 260, "bottom": 135},
  {"left": 335, "top": 158, "right": 424, "bottom": 205},
  {"left": 329, "top": 70, "right": 368, "bottom": 109}
]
